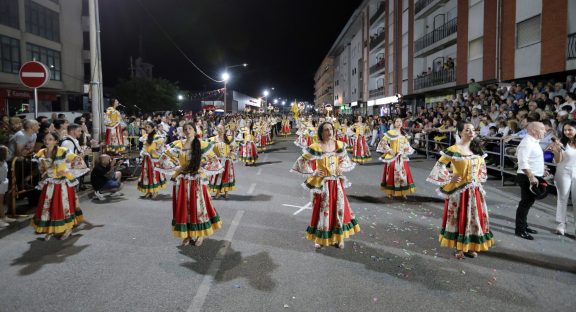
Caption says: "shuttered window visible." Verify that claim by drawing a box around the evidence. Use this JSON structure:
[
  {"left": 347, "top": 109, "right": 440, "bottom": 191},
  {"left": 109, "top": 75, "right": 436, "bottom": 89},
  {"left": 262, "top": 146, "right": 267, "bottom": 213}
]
[{"left": 517, "top": 15, "right": 541, "bottom": 49}]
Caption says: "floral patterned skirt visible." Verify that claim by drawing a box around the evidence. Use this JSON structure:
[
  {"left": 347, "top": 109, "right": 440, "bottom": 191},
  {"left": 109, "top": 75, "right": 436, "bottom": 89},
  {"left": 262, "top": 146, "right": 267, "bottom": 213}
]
[
  {"left": 380, "top": 159, "right": 416, "bottom": 196},
  {"left": 172, "top": 176, "right": 221, "bottom": 239},
  {"left": 239, "top": 142, "right": 259, "bottom": 164},
  {"left": 306, "top": 179, "right": 360, "bottom": 246},
  {"left": 209, "top": 159, "right": 236, "bottom": 193},
  {"left": 137, "top": 155, "right": 167, "bottom": 194},
  {"left": 440, "top": 187, "right": 494, "bottom": 252},
  {"left": 104, "top": 127, "right": 126, "bottom": 154},
  {"left": 351, "top": 135, "right": 371, "bottom": 163},
  {"left": 32, "top": 182, "right": 83, "bottom": 234}
]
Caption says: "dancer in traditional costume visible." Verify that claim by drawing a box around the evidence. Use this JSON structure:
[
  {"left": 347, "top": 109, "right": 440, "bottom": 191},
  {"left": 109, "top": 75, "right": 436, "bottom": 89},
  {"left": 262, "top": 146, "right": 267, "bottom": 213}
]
[
  {"left": 280, "top": 116, "right": 291, "bottom": 137},
  {"left": 294, "top": 117, "right": 309, "bottom": 148},
  {"left": 208, "top": 126, "right": 237, "bottom": 199},
  {"left": 137, "top": 121, "right": 167, "bottom": 199},
  {"left": 32, "top": 132, "right": 89, "bottom": 241},
  {"left": 350, "top": 116, "right": 371, "bottom": 164},
  {"left": 255, "top": 119, "right": 267, "bottom": 152},
  {"left": 291, "top": 122, "right": 359, "bottom": 249},
  {"left": 104, "top": 99, "right": 126, "bottom": 154},
  {"left": 426, "top": 123, "right": 494, "bottom": 259},
  {"left": 377, "top": 118, "right": 416, "bottom": 198},
  {"left": 237, "top": 120, "right": 258, "bottom": 166},
  {"left": 157, "top": 122, "right": 223, "bottom": 247}
]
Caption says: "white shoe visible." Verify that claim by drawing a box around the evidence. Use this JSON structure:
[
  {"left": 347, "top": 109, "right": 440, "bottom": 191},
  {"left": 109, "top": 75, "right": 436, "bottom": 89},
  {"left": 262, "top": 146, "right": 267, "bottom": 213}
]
[
  {"left": 1, "top": 217, "right": 16, "bottom": 222},
  {"left": 109, "top": 192, "right": 124, "bottom": 197},
  {"left": 94, "top": 191, "right": 106, "bottom": 201},
  {"left": 0, "top": 220, "right": 9, "bottom": 228},
  {"left": 556, "top": 223, "right": 566, "bottom": 236}
]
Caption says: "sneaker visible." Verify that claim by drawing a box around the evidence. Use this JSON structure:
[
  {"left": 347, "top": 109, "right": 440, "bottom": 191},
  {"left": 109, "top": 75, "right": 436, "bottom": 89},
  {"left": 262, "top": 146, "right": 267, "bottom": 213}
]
[
  {"left": 0, "top": 220, "right": 9, "bottom": 228},
  {"left": 2, "top": 217, "right": 17, "bottom": 222},
  {"left": 556, "top": 223, "right": 566, "bottom": 236},
  {"left": 94, "top": 191, "right": 106, "bottom": 201},
  {"left": 109, "top": 192, "right": 124, "bottom": 197}
]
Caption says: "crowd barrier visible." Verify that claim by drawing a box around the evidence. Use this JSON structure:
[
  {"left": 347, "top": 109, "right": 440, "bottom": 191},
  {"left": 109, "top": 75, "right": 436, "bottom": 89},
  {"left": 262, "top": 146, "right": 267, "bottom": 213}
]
[
  {"left": 8, "top": 156, "right": 38, "bottom": 217},
  {"left": 407, "top": 130, "right": 557, "bottom": 187}
]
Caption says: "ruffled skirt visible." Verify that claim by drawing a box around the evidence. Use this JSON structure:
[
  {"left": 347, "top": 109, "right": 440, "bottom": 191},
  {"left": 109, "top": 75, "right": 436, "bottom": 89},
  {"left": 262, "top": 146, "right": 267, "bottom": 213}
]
[
  {"left": 32, "top": 182, "right": 83, "bottom": 234},
  {"left": 137, "top": 155, "right": 167, "bottom": 194},
  {"left": 104, "top": 127, "right": 126, "bottom": 154},
  {"left": 440, "top": 187, "right": 494, "bottom": 252},
  {"left": 380, "top": 159, "right": 416, "bottom": 196},
  {"left": 351, "top": 135, "right": 371, "bottom": 163},
  {"left": 209, "top": 159, "right": 236, "bottom": 193}
]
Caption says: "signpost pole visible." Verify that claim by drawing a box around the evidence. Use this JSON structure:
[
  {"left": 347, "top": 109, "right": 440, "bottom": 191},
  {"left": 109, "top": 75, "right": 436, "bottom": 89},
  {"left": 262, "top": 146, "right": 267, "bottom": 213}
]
[{"left": 34, "top": 88, "right": 38, "bottom": 119}]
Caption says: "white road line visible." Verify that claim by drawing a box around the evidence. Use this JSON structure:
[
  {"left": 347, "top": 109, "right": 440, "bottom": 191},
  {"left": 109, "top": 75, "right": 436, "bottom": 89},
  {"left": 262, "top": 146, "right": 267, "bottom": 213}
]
[
  {"left": 282, "top": 202, "right": 312, "bottom": 215},
  {"left": 188, "top": 210, "right": 245, "bottom": 312},
  {"left": 256, "top": 168, "right": 263, "bottom": 175},
  {"left": 246, "top": 183, "right": 256, "bottom": 195}
]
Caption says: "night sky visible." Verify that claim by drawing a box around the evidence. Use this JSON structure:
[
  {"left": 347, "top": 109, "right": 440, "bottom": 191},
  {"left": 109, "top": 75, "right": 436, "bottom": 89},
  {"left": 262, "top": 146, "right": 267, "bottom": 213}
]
[{"left": 99, "top": 0, "right": 363, "bottom": 102}]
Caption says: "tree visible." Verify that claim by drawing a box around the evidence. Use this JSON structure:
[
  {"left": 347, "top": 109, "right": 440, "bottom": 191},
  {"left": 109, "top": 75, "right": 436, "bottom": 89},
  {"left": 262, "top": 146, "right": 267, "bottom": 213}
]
[{"left": 114, "top": 77, "right": 180, "bottom": 114}]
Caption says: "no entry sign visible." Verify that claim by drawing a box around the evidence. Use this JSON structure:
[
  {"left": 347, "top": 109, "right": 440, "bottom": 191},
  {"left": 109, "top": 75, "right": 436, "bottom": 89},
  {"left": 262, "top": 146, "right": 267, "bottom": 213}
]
[{"left": 19, "top": 61, "right": 49, "bottom": 89}]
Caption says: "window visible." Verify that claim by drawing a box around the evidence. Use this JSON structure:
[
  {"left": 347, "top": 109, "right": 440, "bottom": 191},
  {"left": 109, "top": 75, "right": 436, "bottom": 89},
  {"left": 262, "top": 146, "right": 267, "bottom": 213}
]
[
  {"left": 517, "top": 15, "right": 541, "bottom": 49},
  {"left": 0, "top": 35, "right": 20, "bottom": 74},
  {"left": 26, "top": 43, "right": 61, "bottom": 81},
  {"left": 25, "top": 0, "right": 60, "bottom": 42},
  {"left": 0, "top": 0, "right": 19, "bottom": 29},
  {"left": 469, "top": 37, "right": 483, "bottom": 61}
]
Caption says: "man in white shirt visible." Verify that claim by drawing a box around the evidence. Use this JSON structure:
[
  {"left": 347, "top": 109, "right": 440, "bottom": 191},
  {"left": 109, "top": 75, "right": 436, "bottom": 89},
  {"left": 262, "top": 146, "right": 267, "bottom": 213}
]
[{"left": 515, "top": 122, "right": 546, "bottom": 240}]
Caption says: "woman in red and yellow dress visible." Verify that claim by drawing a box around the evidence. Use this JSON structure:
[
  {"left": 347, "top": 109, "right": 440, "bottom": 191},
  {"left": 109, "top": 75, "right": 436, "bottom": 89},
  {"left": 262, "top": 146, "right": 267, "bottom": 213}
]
[
  {"left": 209, "top": 125, "right": 237, "bottom": 199},
  {"left": 157, "top": 122, "right": 223, "bottom": 247},
  {"left": 137, "top": 121, "right": 167, "bottom": 199},
  {"left": 104, "top": 99, "right": 126, "bottom": 154},
  {"left": 350, "top": 116, "right": 371, "bottom": 164},
  {"left": 32, "top": 132, "right": 89, "bottom": 241},
  {"left": 255, "top": 119, "right": 267, "bottom": 153},
  {"left": 280, "top": 116, "right": 291, "bottom": 137},
  {"left": 377, "top": 118, "right": 416, "bottom": 198},
  {"left": 426, "top": 123, "right": 494, "bottom": 259},
  {"left": 291, "top": 122, "right": 359, "bottom": 249},
  {"left": 237, "top": 120, "right": 258, "bottom": 166}
]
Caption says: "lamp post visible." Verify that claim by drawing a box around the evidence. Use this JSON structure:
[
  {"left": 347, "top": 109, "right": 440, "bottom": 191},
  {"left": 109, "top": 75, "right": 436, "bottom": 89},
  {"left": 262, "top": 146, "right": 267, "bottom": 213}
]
[
  {"left": 222, "top": 72, "right": 230, "bottom": 112},
  {"left": 263, "top": 90, "right": 269, "bottom": 108}
]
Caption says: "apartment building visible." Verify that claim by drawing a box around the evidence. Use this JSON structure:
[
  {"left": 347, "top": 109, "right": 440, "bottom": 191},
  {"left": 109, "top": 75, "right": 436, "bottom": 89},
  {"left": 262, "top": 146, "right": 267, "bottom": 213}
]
[
  {"left": 313, "top": 56, "right": 334, "bottom": 108},
  {"left": 319, "top": 0, "right": 576, "bottom": 115},
  {"left": 0, "top": 0, "right": 86, "bottom": 116}
]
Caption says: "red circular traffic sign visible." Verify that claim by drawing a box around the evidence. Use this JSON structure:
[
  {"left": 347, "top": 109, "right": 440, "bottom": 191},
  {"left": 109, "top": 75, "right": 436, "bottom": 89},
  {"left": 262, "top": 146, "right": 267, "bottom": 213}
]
[{"left": 19, "top": 61, "right": 49, "bottom": 89}]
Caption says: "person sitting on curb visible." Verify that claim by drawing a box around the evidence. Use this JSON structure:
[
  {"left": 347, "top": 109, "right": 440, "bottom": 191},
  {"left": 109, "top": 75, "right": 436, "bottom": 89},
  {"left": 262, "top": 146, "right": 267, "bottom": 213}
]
[{"left": 90, "top": 154, "right": 123, "bottom": 201}]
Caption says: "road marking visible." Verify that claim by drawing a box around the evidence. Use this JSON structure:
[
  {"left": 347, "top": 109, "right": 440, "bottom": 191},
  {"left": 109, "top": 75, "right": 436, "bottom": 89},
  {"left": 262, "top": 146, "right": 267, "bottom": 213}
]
[
  {"left": 188, "top": 210, "right": 245, "bottom": 312},
  {"left": 283, "top": 202, "right": 312, "bottom": 215},
  {"left": 247, "top": 183, "right": 256, "bottom": 195},
  {"left": 256, "top": 168, "right": 263, "bottom": 175}
]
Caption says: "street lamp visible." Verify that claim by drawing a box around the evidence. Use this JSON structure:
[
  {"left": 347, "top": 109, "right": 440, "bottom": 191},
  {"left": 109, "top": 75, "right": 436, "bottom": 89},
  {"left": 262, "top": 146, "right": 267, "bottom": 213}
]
[
  {"left": 222, "top": 72, "right": 230, "bottom": 112},
  {"left": 177, "top": 94, "right": 184, "bottom": 101},
  {"left": 274, "top": 99, "right": 278, "bottom": 104}
]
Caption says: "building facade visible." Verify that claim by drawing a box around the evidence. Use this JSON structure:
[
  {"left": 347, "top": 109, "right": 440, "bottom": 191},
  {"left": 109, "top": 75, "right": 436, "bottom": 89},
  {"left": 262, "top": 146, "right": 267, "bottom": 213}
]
[
  {"left": 313, "top": 56, "right": 334, "bottom": 108},
  {"left": 0, "top": 0, "right": 86, "bottom": 116},
  {"left": 319, "top": 0, "right": 576, "bottom": 115}
]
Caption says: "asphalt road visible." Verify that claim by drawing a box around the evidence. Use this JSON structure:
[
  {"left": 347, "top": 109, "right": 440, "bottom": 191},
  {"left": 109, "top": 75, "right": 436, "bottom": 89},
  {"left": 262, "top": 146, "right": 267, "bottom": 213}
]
[{"left": 0, "top": 137, "right": 575, "bottom": 312}]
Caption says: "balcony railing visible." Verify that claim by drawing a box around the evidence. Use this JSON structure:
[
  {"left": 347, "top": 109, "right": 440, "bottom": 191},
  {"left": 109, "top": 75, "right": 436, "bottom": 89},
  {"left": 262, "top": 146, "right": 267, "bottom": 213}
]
[
  {"left": 370, "top": 61, "right": 385, "bottom": 75},
  {"left": 414, "top": 67, "right": 456, "bottom": 90},
  {"left": 568, "top": 33, "right": 576, "bottom": 60},
  {"left": 414, "top": 17, "right": 457, "bottom": 53},
  {"left": 370, "top": 2, "right": 385, "bottom": 25},
  {"left": 370, "top": 32, "right": 385, "bottom": 50},
  {"left": 415, "top": 0, "right": 436, "bottom": 15},
  {"left": 369, "top": 88, "right": 385, "bottom": 98}
]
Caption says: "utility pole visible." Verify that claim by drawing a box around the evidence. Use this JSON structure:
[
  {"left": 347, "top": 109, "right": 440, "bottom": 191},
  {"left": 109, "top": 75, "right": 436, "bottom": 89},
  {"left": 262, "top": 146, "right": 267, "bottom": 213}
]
[{"left": 89, "top": 0, "right": 104, "bottom": 141}]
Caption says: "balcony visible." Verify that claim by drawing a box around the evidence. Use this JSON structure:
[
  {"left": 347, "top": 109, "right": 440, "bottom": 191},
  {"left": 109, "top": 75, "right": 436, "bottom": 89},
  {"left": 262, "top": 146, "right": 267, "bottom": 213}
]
[
  {"left": 370, "top": 32, "right": 385, "bottom": 51},
  {"left": 370, "top": 2, "right": 385, "bottom": 25},
  {"left": 414, "top": 67, "right": 456, "bottom": 91},
  {"left": 369, "top": 61, "right": 385, "bottom": 76},
  {"left": 414, "top": 17, "right": 457, "bottom": 56},
  {"left": 369, "top": 87, "right": 385, "bottom": 98},
  {"left": 415, "top": 0, "right": 450, "bottom": 19},
  {"left": 568, "top": 33, "right": 576, "bottom": 59}
]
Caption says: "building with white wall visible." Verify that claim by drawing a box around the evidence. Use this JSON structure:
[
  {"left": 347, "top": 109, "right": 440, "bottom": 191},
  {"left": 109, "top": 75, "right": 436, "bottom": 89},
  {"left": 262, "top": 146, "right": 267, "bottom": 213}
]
[
  {"left": 0, "top": 0, "right": 85, "bottom": 116},
  {"left": 317, "top": 0, "right": 576, "bottom": 115}
]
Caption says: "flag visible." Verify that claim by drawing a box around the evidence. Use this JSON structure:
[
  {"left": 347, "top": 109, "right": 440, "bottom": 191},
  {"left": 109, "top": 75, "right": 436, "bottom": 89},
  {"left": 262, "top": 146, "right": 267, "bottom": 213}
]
[{"left": 291, "top": 99, "right": 299, "bottom": 119}]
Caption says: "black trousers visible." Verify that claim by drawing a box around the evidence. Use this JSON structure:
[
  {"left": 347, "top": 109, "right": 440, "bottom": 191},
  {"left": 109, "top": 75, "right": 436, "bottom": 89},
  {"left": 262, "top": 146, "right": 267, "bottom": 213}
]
[{"left": 515, "top": 173, "right": 537, "bottom": 233}]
